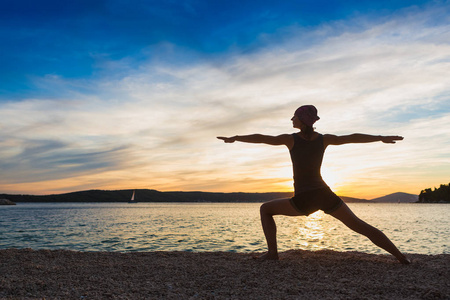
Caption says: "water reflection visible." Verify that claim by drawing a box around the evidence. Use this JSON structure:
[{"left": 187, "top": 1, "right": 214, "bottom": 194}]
[
  {"left": 0, "top": 203, "right": 448, "bottom": 254},
  {"left": 296, "top": 211, "right": 326, "bottom": 250}
]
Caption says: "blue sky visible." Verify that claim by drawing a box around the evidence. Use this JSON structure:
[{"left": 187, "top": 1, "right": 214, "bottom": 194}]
[
  {"left": 1, "top": 0, "right": 449, "bottom": 197},
  {"left": 0, "top": 0, "right": 434, "bottom": 98}
]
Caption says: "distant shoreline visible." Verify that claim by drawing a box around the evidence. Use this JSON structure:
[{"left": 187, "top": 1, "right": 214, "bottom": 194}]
[{"left": 0, "top": 189, "right": 421, "bottom": 203}]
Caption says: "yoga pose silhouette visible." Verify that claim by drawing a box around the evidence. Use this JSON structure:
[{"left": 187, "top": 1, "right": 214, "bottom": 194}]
[{"left": 217, "top": 105, "right": 410, "bottom": 264}]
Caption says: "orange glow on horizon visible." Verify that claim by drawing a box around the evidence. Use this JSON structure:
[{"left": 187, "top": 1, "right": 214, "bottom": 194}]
[{"left": 0, "top": 165, "right": 421, "bottom": 200}]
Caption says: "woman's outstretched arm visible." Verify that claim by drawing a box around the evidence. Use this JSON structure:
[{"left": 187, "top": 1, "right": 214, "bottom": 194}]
[
  {"left": 324, "top": 134, "right": 403, "bottom": 147},
  {"left": 217, "top": 134, "right": 293, "bottom": 147}
]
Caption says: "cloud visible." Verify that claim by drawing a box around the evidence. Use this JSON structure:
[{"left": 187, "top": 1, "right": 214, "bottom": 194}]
[{"left": 0, "top": 4, "right": 449, "bottom": 197}]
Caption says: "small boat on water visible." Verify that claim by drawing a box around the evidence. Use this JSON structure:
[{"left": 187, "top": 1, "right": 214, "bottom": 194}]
[{"left": 129, "top": 190, "right": 137, "bottom": 203}]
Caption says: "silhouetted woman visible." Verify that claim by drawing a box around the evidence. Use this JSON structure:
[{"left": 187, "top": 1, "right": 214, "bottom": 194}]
[{"left": 217, "top": 105, "right": 410, "bottom": 264}]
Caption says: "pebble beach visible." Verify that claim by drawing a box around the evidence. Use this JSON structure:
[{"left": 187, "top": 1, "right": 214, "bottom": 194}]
[{"left": 1, "top": 248, "right": 449, "bottom": 299}]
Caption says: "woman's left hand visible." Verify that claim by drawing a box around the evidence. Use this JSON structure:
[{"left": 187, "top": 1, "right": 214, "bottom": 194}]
[{"left": 381, "top": 136, "right": 404, "bottom": 143}]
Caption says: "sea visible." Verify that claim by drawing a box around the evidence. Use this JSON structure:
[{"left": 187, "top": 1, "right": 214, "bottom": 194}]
[{"left": 0, "top": 202, "right": 448, "bottom": 255}]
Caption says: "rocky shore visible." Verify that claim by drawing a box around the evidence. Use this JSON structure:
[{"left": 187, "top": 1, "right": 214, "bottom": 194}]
[
  {"left": 1, "top": 248, "right": 448, "bottom": 299},
  {"left": 0, "top": 198, "right": 15, "bottom": 205}
]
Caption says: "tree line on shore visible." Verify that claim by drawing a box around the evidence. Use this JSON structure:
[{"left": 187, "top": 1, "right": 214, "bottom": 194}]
[
  {"left": 0, "top": 189, "right": 294, "bottom": 203},
  {"left": 418, "top": 183, "right": 450, "bottom": 203}
]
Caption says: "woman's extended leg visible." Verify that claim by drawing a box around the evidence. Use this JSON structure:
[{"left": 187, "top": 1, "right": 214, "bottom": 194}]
[
  {"left": 330, "top": 203, "right": 410, "bottom": 264},
  {"left": 259, "top": 198, "right": 304, "bottom": 260}
]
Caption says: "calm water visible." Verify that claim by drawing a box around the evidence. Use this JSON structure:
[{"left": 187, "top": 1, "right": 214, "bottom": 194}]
[{"left": 0, "top": 203, "right": 448, "bottom": 255}]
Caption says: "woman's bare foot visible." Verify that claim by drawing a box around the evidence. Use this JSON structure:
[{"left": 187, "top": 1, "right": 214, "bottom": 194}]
[{"left": 256, "top": 252, "right": 279, "bottom": 260}]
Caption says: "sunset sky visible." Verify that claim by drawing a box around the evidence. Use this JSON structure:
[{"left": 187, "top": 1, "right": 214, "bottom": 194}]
[{"left": 1, "top": 0, "right": 449, "bottom": 199}]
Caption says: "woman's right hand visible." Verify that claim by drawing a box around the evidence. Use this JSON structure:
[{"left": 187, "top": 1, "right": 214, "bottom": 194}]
[{"left": 217, "top": 136, "right": 236, "bottom": 143}]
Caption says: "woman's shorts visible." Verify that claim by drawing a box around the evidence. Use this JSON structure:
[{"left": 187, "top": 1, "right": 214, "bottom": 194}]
[{"left": 289, "top": 187, "right": 343, "bottom": 216}]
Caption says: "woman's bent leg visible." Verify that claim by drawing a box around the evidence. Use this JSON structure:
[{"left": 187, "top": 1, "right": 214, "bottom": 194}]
[
  {"left": 259, "top": 198, "right": 304, "bottom": 260},
  {"left": 330, "top": 203, "right": 410, "bottom": 264}
]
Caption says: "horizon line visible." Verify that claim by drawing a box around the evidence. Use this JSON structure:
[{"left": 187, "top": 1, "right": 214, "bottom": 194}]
[{"left": 1, "top": 188, "right": 419, "bottom": 201}]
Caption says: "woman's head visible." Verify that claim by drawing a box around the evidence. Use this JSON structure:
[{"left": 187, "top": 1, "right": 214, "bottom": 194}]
[{"left": 294, "top": 105, "right": 320, "bottom": 127}]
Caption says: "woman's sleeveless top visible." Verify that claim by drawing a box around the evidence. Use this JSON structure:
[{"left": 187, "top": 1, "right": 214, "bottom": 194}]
[{"left": 289, "top": 133, "right": 328, "bottom": 194}]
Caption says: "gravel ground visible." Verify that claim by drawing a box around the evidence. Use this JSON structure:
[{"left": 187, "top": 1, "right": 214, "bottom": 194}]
[{"left": 0, "top": 248, "right": 449, "bottom": 299}]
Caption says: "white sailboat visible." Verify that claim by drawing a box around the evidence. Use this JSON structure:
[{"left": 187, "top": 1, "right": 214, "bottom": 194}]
[{"left": 129, "top": 190, "right": 137, "bottom": 203}]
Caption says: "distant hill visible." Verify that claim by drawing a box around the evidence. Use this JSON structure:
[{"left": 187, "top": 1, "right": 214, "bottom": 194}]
[
  {"left": 0, "top": 189, "right": 293, "bottom": 203},
  {"left": 340, "top": 196, "right": 370, "bottom": 203},
  {"left": 370, "top": 192, "right": 418, "bottom": 203},
  {"left": 0, "top": 189, "right": 368, "bottom": 203}
]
